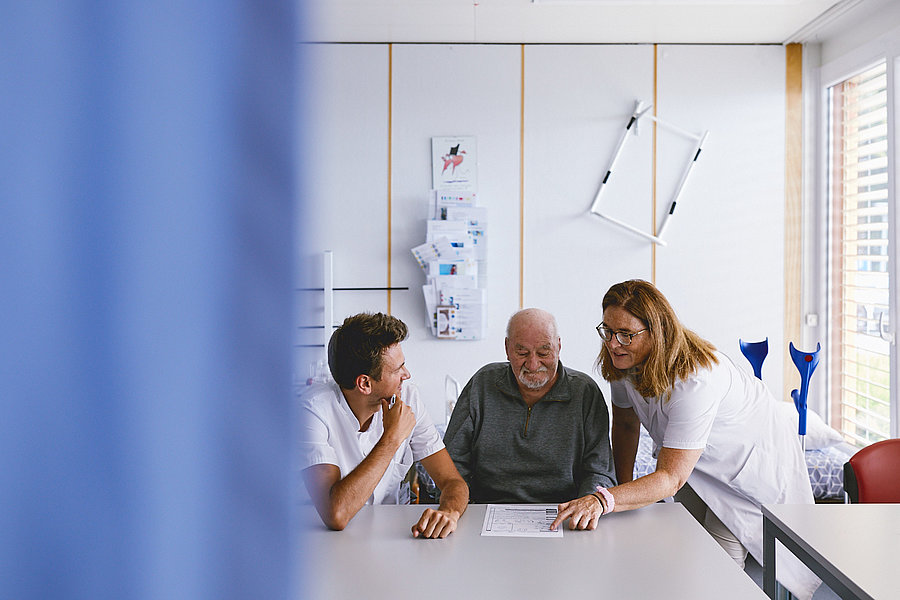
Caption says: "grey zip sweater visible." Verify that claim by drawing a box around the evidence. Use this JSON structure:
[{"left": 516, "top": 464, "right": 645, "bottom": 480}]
[{"left": 444, "top": 361, "right": 616, "bottom": 504}]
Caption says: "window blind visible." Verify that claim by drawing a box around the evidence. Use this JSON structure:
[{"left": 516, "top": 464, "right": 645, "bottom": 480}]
[{"left": 828, "top": 61, "right": 891, "bottom": 446}]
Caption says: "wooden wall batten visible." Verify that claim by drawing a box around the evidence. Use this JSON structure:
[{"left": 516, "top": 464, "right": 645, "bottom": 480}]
[{"left": 784, "top": 42, "right": 803, "bottom": 401}]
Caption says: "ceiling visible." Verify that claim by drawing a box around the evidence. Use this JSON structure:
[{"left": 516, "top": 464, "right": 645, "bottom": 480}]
[{"left": 303, "top": 0, "right": 863, "bottom": 45}]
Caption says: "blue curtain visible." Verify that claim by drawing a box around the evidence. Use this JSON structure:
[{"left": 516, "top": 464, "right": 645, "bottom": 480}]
[{"left": 0, "top": 2, "right": 300, "bottom": 598}]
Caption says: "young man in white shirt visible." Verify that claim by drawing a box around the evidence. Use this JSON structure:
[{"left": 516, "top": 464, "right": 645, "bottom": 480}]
[{"left": 299, "top": 312, "right": 468, "bottom": 537}]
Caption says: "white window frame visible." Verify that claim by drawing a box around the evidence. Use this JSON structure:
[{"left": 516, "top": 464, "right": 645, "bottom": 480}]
[{"left": 809, "top": 34, "right": 900, "bottom": 441}]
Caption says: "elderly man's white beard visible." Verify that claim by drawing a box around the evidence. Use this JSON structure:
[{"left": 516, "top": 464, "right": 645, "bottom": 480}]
[{"left": 516, "top": 364, "right": 553, "bottom": 390}]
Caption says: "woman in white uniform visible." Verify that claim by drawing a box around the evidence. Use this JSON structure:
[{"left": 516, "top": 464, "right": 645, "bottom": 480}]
[{"left": 554, "top": 280, "right": 820, "bottom": 600}]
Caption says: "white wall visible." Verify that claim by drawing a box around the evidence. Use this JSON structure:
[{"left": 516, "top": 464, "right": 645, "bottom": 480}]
[
  {"left": 813, "top": 0, "right": 900, "bottom": 68},
  {"left": 300, "top": 43, "right": 789, "bottom": 422},
  {"left": 391, "top": 44, "right": 523, "bottom": 422},
  {"left": 655, "top": 44, "right": 787, "bottom": 393},
  {"left": 297, "top": 44, "right": 391, "bottom": 377},
  {"left": 522, "top": 45, "right": 655, "bottom": 400}
]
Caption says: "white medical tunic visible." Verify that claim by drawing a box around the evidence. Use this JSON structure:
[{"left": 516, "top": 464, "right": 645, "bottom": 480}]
[
  {"left": 297, "top": 380, "right": 444, "bottom": 505},
  {"left": 611, "top": 352, "right": 820, "bottom": 600}
]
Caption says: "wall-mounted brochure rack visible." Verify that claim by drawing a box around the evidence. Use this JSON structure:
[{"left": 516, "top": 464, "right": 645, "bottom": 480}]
[{"left": 412, "top": 190, "right": 487, "bottom": 340}]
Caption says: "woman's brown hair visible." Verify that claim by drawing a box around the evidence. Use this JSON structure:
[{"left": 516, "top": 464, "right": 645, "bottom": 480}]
[{"left": 596, "top": 279, "right": 718, "bottom": 399}]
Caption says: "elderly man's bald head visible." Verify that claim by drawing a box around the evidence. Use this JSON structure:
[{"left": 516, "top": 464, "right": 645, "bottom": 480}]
[{"left": 506, "top": 308, "right": 559, "bottom": 340}]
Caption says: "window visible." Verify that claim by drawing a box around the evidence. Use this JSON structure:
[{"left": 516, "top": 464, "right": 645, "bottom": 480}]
[{"left": 827, "top": 61, "right": 893, "bottom": 446}]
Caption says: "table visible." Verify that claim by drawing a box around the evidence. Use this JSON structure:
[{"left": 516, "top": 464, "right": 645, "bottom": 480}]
[
  {"left": 762, "top": 503, "right": 900, "bottom": 600},
  {"left": 298, "top": 503, "right": 766, "bottom": 599}
]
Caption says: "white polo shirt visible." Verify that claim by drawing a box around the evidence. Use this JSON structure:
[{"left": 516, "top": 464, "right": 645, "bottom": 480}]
[
  {"left": 297, "top": 380, "right": 444, "bottom": 505},
  {"left": 609, "top": 351, "right": 819, "bottom": 600}
]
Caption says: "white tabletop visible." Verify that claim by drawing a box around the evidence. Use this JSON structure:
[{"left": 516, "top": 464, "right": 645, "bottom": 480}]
[
  {"left": 298, "top": 503, "right": 766, "bottom": 599},
  {"left": 762, "top": 503, "right": 900, "bottom": 600}
]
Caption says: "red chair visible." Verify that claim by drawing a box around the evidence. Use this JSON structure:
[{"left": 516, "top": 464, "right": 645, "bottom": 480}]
[{"left": 843, "top": 438, "right": 900, "bottom": 503}]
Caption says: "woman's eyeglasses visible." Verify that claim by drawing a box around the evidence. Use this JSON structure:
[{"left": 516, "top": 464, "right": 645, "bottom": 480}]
[{"left": 596, "top": 324, "right": 648, "bottom": 346}]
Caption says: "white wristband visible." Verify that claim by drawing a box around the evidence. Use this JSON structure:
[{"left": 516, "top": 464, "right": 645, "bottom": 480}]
[{"left": 595, "top": 486, "right": 615, "bottom": 515}]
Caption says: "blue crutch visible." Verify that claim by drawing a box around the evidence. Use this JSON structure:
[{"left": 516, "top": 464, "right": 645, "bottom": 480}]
[
  {"left": 739, "top": 338, "right": 768, "bottom": 380},
  {"left": 789, "top": 342, "right": 821, "bottom": 451}
]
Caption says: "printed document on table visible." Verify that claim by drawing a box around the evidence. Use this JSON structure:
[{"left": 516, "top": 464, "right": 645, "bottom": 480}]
[{"left": 481, "top": 504, "right": 562, "bottom": 538}]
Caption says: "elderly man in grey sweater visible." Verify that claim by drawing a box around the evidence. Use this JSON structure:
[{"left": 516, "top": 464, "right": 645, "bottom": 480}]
[{"left": 444, "top": 308, "right": 617, "bottom": 530}]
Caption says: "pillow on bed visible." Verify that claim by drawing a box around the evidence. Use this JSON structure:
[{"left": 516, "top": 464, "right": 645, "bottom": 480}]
[{"left": 774, "top": 401, "right": 844, "bottom": 449}]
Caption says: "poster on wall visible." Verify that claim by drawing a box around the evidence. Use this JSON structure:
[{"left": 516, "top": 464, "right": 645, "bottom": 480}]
[{"left": 432, "top": 136, "right": 477, "bottom": 191}]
